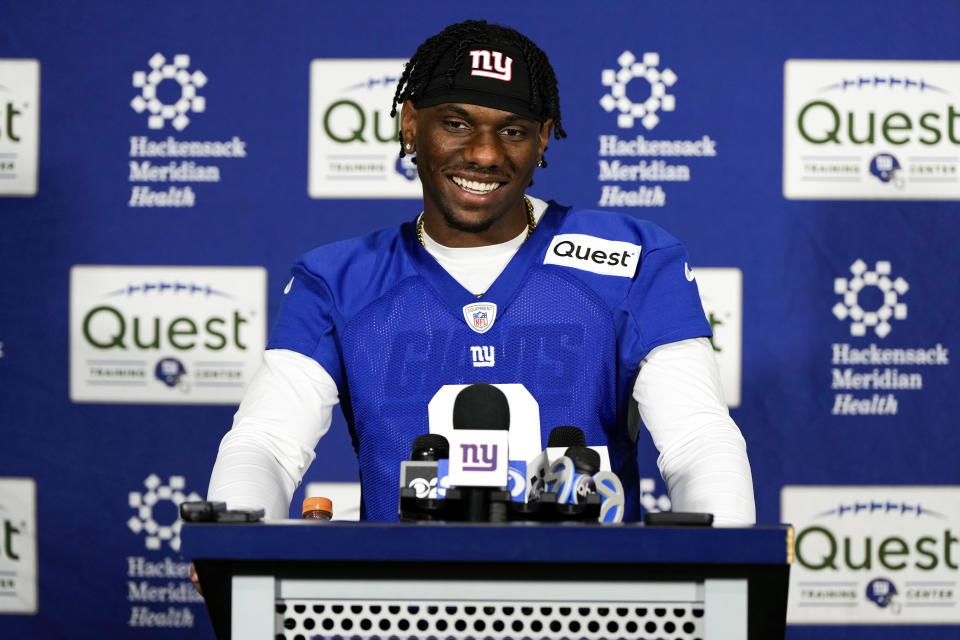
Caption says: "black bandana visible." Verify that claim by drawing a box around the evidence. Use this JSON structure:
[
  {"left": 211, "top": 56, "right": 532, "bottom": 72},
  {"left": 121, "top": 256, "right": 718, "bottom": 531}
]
[{"left": 412, "top": 40, "right": 543, "bottom": 122}]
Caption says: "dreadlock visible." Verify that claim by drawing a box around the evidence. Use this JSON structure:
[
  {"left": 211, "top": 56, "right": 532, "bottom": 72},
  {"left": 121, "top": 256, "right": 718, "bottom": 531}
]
[{"left": 390, "top": 20, "right": 567, "bottom": 167}]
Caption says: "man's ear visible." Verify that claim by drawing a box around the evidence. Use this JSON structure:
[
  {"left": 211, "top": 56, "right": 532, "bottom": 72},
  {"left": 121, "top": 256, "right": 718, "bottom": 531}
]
[
  {"left": 538, "top": 119, "right": 554, "bottom": 156},
  {"left": 400, "top": 100, "right": 418, "bottom": 151}
]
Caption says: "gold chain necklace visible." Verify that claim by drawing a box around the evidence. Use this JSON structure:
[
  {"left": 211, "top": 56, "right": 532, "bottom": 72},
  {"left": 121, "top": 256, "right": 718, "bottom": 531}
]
[{"left": 417, "top": 195, "right": 536, "bottom": 249}]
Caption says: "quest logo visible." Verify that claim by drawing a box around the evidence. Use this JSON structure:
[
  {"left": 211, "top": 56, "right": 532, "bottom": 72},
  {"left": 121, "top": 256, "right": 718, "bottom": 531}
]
[
  {"left": 782, "top": 485, "right": 960, "bottom": 625},
  {"left": 696, "top": 268, "right": 743, "bottom": 408},
  {"left": 309, "top": 59, "right": 421, "bottom": 199},
  {"left": 784, "top": 60, "right": 960, "bottom": 200},
  {"left": 543, "top": 234, "right": 642, "bottom": 278},
  {"left": 0, "top": 59, "right": 40, "bottom": 196},
  {"left": 0, "top": 478, "right": 37, "bottom": 614},
  {"left": 69, "top": 265, "right": 266, "bottom": 404}
]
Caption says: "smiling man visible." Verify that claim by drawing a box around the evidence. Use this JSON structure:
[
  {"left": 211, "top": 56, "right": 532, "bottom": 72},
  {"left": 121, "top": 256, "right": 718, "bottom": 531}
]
[
  {"left": 407, "top": 100, "right": 547, "bottom": 245},
  {"left": 207, "top": 20, "right": 755, "bottom": 525}
]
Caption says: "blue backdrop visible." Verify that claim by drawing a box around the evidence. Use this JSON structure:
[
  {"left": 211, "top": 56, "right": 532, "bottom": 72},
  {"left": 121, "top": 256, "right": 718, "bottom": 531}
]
[{"left": 1, "top": 1, "right": 958, "bottom": 637}]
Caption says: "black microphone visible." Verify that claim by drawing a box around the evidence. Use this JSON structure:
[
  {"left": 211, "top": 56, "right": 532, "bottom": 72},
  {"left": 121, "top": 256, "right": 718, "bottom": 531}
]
[
  {"left": 399, "top": 434, "right": 449, "bottom": 500},
  {"left": 398, "top": 434, "right": 452, "bottom": 521},
  {"left": 452, "top": 383, "right": 510, "bottom": 431},
  {"left": 547, "top": 428, "right": 624, "bottom": 522},
  {"left": 547, "top": 425, "right": 586, "bottom": 448},
  {"left": 566, "top": 446, "right": 601, "bottom": 474},
  {"left": 535, "top": 426, "right": 586, "bottom": 503},
  {"left": 523, "top": 426, "right": 586, "bottom": 503},
  {"left": 553, "top": 438, "right": 622, "bottom": 521},
  {"left": 565, "top": 446, "right": 600, "bottom": 505},
  {"left": 410, "top": 433, "right": 449, "bottom": 461},
  {"left": 448, "top": 383, "right": 510, "bottom": 521}
]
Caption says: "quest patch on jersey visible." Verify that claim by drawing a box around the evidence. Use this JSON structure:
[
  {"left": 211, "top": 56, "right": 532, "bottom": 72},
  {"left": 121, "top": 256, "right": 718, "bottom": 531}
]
[{"left": 543, "top": 234, "right": 641, "bottom": 278}]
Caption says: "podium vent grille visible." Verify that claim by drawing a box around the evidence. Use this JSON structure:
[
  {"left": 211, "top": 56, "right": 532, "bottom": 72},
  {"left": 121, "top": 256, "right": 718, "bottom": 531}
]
[{"left": 274, "top": 598, "right": 704, "bottom": 640}]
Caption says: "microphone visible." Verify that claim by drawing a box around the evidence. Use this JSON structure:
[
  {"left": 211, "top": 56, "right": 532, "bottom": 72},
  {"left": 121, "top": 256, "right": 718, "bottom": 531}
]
[
  {"left": 565, "top": 446, "right": 600, "bottom": 505},
  {"left": 447, "top": 384, "right": 510, "bottom": 521},
  {"left": 536, "top": 427, "right": 614, "bottom": 522},
  {"left": 544, "top": 455, "right": 575, "bottom": 504},
  {"left": 411, "top": 433, "right": 449, "bottom": 461},
  {"left": 547, "top": 426, "right": 586, "bottom": 448},
  {"left": 537, "top": 443, "right": 605, "bottom": 519},
  {"left": 518, "top": 426, "right": 585, "bottom": 503},
  {"left": 452, "top": 383, "right": 510, "bottom": 430},
  {"left": 536, "top": 427, "right": 587, "bottom": 505},
  {"left": 593, "top": 471, "right": 625, "bottom": 523},
  {"left": 398, "top": 434, "right": 453, "bottom": 521},
  {"left": 399, "top": 434, "right": 449, "bottom": 499},
  {"left": 522, "top": 426, "right": 583, "bottom": 500}
]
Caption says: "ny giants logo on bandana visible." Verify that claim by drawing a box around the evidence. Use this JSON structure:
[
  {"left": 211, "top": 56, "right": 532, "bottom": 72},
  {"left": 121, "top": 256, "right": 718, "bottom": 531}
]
[{"left": 469, "top": 50, "right": 513, "bottom": 82}]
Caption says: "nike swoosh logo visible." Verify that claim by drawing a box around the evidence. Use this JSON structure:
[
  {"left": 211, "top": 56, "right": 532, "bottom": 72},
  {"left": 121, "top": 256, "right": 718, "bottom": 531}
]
[{"left": 685, "top": 262, "right": 696, "bottom": 282}]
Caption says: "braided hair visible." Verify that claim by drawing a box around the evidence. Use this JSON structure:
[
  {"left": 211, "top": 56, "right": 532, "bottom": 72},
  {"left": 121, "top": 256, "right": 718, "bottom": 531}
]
[{"left": 390, "top": 20, "right": 567, "bottom": 167}]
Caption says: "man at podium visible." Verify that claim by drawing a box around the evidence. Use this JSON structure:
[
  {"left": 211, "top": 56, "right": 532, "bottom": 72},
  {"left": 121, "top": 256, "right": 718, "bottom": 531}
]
[{"left": 205, "top": 20, "right": 755, "bottom": 526}]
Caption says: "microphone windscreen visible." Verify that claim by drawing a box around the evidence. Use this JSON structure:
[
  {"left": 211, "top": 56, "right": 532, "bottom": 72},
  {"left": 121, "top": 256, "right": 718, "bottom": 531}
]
[
  {"left": 410, "top": 434, "right": 449, "bottom": 461},
  {"left": 545, "top": 456, "right": 575, "bottom": 504},
  {"left": 547, "top": 425, "right": 586, "bottom": 448},
  {"left": 452, "top": 383, "right": 510, "bottom": 431},
  {"left": 565, "top": 446, "right": 601, "bottom": 474},
  {"left": 594, "top": 471, "right": 625, "bottom": 523}
]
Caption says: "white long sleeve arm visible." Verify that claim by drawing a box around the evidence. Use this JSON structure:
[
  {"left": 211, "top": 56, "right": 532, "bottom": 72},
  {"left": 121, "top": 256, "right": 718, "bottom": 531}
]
[
  {"left": 207, "top": 348, "right": 339, "bottom": 520},
  {"left": 633, "top": 336, "right": 756, "bottom": 526}
]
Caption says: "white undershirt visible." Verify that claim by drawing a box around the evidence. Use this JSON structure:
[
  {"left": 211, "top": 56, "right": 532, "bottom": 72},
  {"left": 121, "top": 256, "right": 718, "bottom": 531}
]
[
  {"left": 420, "top": 197, "right": 546, "bottom": 296},
  {"left": 208, "top": 197, "right": 756, "bottom": 525}
]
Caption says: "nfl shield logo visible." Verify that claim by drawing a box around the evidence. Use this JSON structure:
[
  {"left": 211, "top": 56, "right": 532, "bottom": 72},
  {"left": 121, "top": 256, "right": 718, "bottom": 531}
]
[{"left": 462, "top": 302, "right": 497, "bottom": 334}]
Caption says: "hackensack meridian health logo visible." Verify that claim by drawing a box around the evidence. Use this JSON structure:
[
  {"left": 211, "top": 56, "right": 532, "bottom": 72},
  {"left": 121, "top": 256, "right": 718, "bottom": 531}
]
[
  {"left": 600, "top": 51, "right": 677, "bottom": 130},
  {"left": 127, "top": 52, "right": 249, "bottom": 209},
  {"left": 596, "top": 50, "right": 717, "bottom": 209},
  {"left": 126, "top": 474, "right": 204, "bottom": 629},
  {"left": 128, "top": 474, "right": 200, "bottom": 552},
  {"left": 130, "top": 53, "right": 207, "bottom": 131},
  {"left": 829, "top": 259, "right": 950, "bottom": 417},
  {"left": 833, "top": 259, "right": 908, "bottom": 339}
]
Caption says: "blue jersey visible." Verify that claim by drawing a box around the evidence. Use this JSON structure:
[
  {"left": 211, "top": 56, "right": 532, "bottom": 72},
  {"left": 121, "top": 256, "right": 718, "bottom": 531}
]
[{"left": 269, "top": 201, "right": 711, "bottom": 521}]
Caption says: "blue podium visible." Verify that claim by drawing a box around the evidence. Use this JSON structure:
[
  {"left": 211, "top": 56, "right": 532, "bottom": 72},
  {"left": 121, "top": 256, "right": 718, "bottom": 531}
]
[{"left": 182, "top": 522, "right": 792, "bottom": 640}]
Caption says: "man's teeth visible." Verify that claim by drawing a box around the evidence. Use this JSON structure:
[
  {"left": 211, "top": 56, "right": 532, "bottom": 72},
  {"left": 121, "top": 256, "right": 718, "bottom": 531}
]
[{"left": 452, "top": 176, "right": 501, "bottom": 194}]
